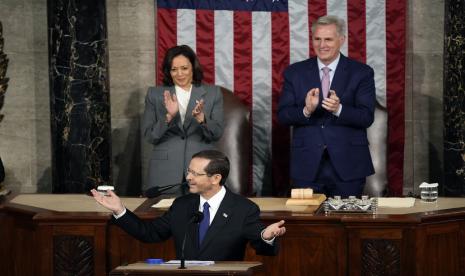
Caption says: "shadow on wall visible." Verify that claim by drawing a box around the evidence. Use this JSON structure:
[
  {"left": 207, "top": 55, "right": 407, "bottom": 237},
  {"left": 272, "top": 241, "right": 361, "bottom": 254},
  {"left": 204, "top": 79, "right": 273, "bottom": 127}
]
[
  {"left": 113, "top": 90, "right": 142, "bottom": 196},
  {"left": 365, "top": 53, "right": 443, "bottom": 197},
  {"left": 365, "top": 103, "right": 388, "bottom": 197},
  {"left": 412, "top": 53, "right": 444, "bottom": 196},
  {"left": 37, "top": 167, "right": 52, "bottom": 193}
]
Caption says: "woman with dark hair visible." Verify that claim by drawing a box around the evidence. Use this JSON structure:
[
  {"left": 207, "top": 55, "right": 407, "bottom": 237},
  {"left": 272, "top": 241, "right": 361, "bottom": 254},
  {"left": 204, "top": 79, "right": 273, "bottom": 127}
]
[{"left": 142, "top": 45, "right": 224, "bottom": 195}]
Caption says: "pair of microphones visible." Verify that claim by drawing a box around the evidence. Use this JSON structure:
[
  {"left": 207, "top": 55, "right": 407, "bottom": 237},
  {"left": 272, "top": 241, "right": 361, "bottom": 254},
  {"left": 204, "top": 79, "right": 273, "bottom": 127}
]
[{"left": 143, "top": 181, "right": 188, "bottom": 198}]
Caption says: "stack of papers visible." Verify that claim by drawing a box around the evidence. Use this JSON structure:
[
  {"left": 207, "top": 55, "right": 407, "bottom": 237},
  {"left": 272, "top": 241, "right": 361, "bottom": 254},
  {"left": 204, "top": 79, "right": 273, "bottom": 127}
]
[
  {"left": 152, "top": 198, "right": 175, "bottom": 208},
  {"left": 377, "top": 197, "right": 416, "bottom": 208},
  {"left": 161, "top": 260, "right": 214, "bottom": 266}
]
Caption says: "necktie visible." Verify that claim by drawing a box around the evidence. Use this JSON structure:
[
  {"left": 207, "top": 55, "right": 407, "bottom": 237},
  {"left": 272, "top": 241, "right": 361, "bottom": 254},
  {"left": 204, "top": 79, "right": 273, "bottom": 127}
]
[
  {"left": 321, "top": 67, "right": 331, "bottom": 98},
  {"left": 198, "top": 202, "right": 210, "bottom": 245}
]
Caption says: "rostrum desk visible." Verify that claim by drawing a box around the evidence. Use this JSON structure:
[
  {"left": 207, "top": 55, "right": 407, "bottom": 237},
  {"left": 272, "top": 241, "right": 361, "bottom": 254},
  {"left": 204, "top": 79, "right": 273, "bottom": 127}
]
[
  {"left": 109, "top": 261, "right": 263, "bottom": 276},
  {"left": 1, "top": 194, "right": 465, "bottom": 276}
]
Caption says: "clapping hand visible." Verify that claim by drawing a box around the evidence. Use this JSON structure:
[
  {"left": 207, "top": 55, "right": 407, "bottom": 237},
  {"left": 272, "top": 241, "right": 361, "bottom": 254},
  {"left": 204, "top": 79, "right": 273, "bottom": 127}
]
[
  {"left": 164, "top": 90, "right": 179, "bottom": 122},
  {"left": 304, "top": 88, "right": 320, "bottom": 116},
  {"left": 192, "top": 99, "right": 205, "bottom": 124},
  {"left": 322, "top": 90, "right": 340, "bottom": 113}
]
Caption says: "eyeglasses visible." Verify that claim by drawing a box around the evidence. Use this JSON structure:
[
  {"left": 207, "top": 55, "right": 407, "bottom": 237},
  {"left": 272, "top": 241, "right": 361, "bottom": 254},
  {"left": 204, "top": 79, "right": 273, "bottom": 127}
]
[{"left": 186, "top": 168, "right": 209, "bottom": 177}]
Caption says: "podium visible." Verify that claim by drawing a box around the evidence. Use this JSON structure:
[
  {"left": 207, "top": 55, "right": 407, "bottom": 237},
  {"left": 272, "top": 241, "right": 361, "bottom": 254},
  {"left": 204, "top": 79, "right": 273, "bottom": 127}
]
[
  {"left": 109, "top": 261, "right": 263, "bottom": 276},
  {"left": 2, "top": 194, "right": 465, "bottom": 275}
]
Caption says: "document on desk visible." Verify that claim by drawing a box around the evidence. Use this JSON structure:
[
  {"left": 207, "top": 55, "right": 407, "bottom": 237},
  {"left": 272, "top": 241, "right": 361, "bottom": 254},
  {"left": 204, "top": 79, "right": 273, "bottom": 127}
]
[
  {"left": 377, "top": 197, "right": 416, "bottom": 208},
  {"left": 161, "top": 260, "right": 215, "bottom": 266},
  {"left": 151, "top": 198, "right": 175, "bottom": 208}
]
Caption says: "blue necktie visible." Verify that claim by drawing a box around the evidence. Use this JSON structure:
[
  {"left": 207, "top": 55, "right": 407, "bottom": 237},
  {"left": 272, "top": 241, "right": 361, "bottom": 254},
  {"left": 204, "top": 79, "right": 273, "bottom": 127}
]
[{"left": 198, "top": 202, "right": 210, "bottom": 245}]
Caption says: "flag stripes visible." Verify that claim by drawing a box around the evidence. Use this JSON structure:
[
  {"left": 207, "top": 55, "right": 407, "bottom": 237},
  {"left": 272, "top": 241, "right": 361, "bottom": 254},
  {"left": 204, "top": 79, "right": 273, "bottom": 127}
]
[{"left": 155, "top": 0, "right": 406, "bottom": 196}]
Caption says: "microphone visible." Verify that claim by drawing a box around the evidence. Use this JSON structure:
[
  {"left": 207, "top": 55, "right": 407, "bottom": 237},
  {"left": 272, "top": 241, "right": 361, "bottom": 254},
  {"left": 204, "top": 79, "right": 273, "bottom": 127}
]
[
  {"left": 179, "top": 211, "right": 203, "bottom": 269},
  {"left": 144, "top": 181, "right": 188, "bottom": 198}
]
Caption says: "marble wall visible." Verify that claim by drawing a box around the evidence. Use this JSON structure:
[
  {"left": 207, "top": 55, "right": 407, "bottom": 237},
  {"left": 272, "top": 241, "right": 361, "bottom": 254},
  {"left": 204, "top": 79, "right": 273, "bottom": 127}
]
[
  {"left": 443, "top": 0, "right": 465, "bottom": 196},
  {"left": 404, "top": 0, "right": 445, "bottom": 195},
  {"left": 0, "top": 0, "right": 50, "bottom": 193},
  {"left": 106, "top": 0, "right": 155, "bottom": 195},
  {"left": 0, "top": 0, "right": 448, "bottom": 196},
  {"left": 48, "top": 0, "right": 112, "bottom": 193}
]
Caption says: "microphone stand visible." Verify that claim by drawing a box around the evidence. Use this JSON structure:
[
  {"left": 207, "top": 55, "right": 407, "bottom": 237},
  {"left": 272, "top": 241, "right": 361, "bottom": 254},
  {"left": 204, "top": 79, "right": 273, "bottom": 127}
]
[
  {"left": 179, "top": 236, "right": 187, "bottom": 269},
  {"left": 179, "top": 211, "right": 203, "bottom": 269}
]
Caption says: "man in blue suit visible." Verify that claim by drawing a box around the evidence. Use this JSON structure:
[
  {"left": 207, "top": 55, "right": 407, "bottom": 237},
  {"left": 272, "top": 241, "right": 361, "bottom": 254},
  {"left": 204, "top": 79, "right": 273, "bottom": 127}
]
[{"left": 278, "top": 15, "right": 375, "bottom": 198}]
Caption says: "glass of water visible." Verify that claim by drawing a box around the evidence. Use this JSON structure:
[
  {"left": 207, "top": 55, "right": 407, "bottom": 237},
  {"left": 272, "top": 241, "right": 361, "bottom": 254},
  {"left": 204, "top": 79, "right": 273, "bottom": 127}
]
[{"left": 419, "top": 182, "right": 438, "bottom": 203}]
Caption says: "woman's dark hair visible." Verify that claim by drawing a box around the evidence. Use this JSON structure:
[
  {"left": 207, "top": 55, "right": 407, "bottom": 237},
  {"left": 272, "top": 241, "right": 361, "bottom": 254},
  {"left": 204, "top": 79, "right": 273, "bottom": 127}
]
[
  {"left": 161, "top": 45, "right": 203, "bottom": 87},
  {"left": 192, "top": 150, "right": 230, "bottom": 186}
]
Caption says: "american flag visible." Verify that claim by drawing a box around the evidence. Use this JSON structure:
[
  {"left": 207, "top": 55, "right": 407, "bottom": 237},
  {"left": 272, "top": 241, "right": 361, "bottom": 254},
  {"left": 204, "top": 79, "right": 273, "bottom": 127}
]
[{"left": 155, "top": 0, "right": 406, "bottom": 196}]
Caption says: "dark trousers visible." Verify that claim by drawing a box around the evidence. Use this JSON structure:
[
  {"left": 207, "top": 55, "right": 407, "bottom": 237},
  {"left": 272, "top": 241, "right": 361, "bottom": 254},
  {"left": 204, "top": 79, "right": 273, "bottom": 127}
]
[{"left": 292, "top": 151, "right": 365, "bottom": 198}]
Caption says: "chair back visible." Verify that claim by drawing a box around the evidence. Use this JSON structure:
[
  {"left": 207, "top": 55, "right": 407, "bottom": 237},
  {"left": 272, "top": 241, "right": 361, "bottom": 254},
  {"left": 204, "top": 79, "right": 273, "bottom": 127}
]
[{"left": 217, "top": 87, "right": 251, "bottom": 195}]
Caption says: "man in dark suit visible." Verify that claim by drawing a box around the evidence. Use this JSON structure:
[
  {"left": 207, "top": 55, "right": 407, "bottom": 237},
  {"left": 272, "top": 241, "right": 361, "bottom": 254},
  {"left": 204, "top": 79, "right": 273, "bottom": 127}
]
[
  {"left": 278, "top": 15, "right": 376, "bottom": 198},
  {"left": 91, "top": 150, "right": 286, "bottom": 261}
]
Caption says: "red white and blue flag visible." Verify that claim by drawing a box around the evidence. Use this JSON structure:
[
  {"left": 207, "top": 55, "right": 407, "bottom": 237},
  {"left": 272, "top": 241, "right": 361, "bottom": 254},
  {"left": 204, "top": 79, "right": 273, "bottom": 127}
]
[{"left": 156, "top": 0, "right": 406, "bottom": 196}]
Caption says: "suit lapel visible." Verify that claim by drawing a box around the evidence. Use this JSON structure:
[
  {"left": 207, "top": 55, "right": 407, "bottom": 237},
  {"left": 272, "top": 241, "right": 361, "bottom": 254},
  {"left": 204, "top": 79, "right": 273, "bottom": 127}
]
[
  {"left": 183, "top": 85, "right": 207, "bottom": 130},
  {"left": 198, "top": 189, "right": 234, "bottom": 254},
  {"left": 166, "top": 88, "right": 185, "bottom": 131},
  {"left": 331, "top": 54, "right": 349, "bottom": 99},
  {"left": 306, "top": 59, "right": 325, "bottom": 102}
]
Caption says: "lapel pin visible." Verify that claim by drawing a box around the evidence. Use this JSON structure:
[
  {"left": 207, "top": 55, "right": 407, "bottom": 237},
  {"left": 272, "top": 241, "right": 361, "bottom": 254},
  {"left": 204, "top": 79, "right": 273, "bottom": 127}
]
[{"left": 223, "top": 213, "right": 228, "bottom": 218}]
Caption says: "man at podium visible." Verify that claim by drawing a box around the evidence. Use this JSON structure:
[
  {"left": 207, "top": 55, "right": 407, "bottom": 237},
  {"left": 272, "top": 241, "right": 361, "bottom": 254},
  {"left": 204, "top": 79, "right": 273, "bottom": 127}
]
[{"left": 91, "top": 150, "right": 286, "bottom": 261}]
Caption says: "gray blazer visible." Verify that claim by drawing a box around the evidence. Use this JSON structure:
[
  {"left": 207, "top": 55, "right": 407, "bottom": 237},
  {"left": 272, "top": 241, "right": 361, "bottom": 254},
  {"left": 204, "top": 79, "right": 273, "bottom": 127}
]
[{"left": 142, "top": 85, "right": 224, "bottom": 190}]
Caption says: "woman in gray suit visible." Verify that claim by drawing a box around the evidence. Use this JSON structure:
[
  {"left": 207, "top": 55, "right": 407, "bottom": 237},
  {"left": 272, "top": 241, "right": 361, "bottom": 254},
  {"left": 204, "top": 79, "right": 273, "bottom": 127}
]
[{"left": 142, "top": 45, "right": 224, "bottom": 194}]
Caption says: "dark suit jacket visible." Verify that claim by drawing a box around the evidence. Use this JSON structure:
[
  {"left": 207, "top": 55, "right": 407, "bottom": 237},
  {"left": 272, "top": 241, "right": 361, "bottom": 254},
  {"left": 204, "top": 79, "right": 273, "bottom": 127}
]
[
  {"left": 278, "top": 54, "right": 375, "bottom": 182},
  {"left": 113, "top": 188, "right": 277, "bottom": 261}
]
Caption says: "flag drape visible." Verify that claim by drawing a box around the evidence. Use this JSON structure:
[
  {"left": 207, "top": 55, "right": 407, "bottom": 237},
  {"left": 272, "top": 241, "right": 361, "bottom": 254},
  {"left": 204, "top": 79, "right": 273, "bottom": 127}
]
[{"left": 156, "top": 0, "right": 406, "bottom": 196}]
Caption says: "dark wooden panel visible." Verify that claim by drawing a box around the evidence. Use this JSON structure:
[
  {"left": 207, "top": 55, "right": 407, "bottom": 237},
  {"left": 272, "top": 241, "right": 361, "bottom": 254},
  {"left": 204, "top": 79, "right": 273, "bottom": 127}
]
[
  {"left": 347, "top": 227, "right": 416, "bottom": 276},
  {"left": 3, "top": 210, "right": 40, "bottom": 276},
  {"left": 246, "top": 224, "right": 346, "bottom": 276},
  {"left": 361, "top": 239, "right": 401, "bottom": 275},
  {"left": 417, "top": 222, "right": 465, "bottom": 276},
  {"left": 53, "top": 235, "right": 94, "bottom": 276},
  {"left": 108, "top": 226, "right": 177, "bottom": 270},
  {"left": 2, "top": 199, "right": 465, "bottom": 276}
]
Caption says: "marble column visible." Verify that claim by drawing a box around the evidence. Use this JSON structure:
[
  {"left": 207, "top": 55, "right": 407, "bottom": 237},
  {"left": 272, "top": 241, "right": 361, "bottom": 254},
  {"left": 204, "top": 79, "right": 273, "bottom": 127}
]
[
  {"left": 443, "top": 0, "right": 465, "bottom": 196},
  {"left": 48, "top": 0, "right": 111, "bottom": 193}
]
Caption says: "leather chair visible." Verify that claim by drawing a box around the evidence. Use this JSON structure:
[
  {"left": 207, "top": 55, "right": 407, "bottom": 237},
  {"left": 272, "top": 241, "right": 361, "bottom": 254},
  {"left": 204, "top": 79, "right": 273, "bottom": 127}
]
[
  {"left": 216, "top": 87, "right": 251, "bottom": 196},
  {"left": 364, "top": 103, "right": 388, "bottom": 196}
]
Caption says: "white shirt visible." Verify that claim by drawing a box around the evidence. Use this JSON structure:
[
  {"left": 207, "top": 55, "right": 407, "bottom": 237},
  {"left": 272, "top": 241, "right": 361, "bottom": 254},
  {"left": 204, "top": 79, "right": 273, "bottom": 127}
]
[
  {"left": 317, "top": 54, "right": 339, "bottom": 85},
  {"left": 175, "top": 85, "right": 192, "bottom": 124},
  {"left": 199, "top": 186, "right": 226, "bottom": 225}
]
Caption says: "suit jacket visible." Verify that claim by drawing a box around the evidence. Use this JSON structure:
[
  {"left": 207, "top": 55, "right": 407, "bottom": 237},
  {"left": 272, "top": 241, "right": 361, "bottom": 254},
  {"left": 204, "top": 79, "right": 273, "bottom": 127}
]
[
  {"left": 142, "top": 85, "right": 224, "bottom": 190},
  {"left": 277, "top": 54, "right": 375, "bottom": 182},
  {"left": 113, "top": 188, "right": 277, "bottom": 261}
]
